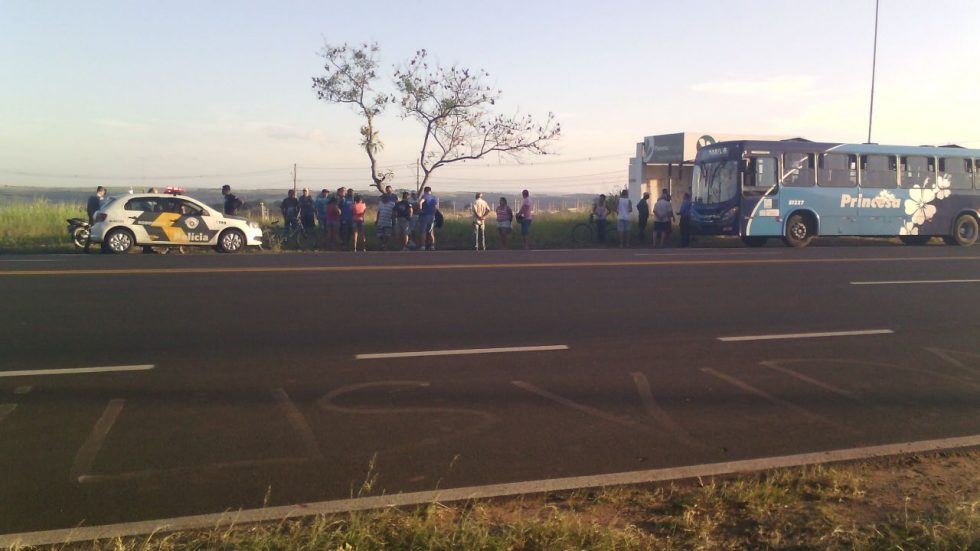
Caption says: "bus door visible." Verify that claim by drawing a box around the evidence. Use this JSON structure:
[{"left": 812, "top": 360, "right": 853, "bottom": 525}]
[
  {"left": 817, "top": 153, "right": 860, "bottom": 235},
  {"left": 740, "top": 155, "right": 781, "bottom": 236},
  {"left": 858, "top": 154, "right": 902, "bottom": 235}
]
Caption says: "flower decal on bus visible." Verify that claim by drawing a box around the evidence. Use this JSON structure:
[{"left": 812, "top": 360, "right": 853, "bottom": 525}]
[{"left": 900, "top": 174, "right": 952, "bottom": 235}]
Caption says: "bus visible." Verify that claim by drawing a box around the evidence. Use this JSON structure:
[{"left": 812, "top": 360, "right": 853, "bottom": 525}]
[{"left": 688, "top": 139, "right": 980, "bottom": 247}]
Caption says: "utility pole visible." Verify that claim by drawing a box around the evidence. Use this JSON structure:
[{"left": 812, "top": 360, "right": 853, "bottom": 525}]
[
  {"left": 292, "top": 163, "right": 297, "bottom": 193},
  {"left": 867, "top": 0, "right": 880, "bottom": 144}
]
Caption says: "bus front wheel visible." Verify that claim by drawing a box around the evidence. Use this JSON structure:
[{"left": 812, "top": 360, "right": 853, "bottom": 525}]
[
  {"left": 947, "top": 214, "right": 979, "bottom": 246},
  {"left": 783, "top": 214, "right": 813, "bottom": 248}
]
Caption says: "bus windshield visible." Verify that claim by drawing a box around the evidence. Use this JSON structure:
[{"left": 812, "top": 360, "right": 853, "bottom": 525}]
[{"left": 692, "top": 160, "right": 739, "bottom": 205}]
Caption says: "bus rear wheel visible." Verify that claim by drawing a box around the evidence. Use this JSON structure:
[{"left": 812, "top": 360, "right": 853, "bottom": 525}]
[
  {"left": 948, "top": 214, "right": 979, "bottom": 246},
  {"left": 741, "top": 236, "right": 768, "bottom": 247},
  {"left": 899, "top": 235, "right": 931, "bottom": 246},
  {"left": 782, "top": 214, "right": 813, "bottom": 248}
]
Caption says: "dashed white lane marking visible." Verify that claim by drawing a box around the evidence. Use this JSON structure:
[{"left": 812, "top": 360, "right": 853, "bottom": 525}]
[
  {"left": 356, "top": 345, "right": 568, "bottom": 360},
  {"left": 718, "top": 329, "right": 893, "bottom": 342},
  {"left": 0, "top": 365, "right": 155, "bottom": 378},
  {"left": 13, "top": 385, "right": 32, "bottom": 395},
  {"left": 5, "top": 433, "right": 980, "bottom": 547},
  {"left": 851, "top": 279, "right": 980, "bottom": 285},
  {"left": 70, "top": 399, "right": 125, "bottom": 483},
  {"left": 630, "top": 372, "right": 706, "bottom": 449},
  {"left": 757, "top": 362, "right": 858, "bottom": 400},
  {"left": 0, "top": 404, "right": 16, "bottom": 424}
]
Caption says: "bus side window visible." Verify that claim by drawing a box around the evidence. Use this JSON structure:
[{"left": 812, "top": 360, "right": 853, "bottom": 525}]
[
  {"left": 900, "top": 156, "right": 934, "bottom": 188},
  {"left": 818, "top": 153, "right": 856, "bottom": 187},
  {"left": 938, "top": 158, "right": 972, "bottom": 189},
  {"left": 860, "top": 154, "right": 897, "bottom": 188},
  {"left": 782, "top": 153, "right": 814, "bottom": 186}
]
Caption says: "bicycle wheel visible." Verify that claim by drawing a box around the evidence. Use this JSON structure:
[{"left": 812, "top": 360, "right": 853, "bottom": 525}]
[
  {"left": 296, "top": 229, "right": 317, "bottom": 250},
  {"left": 571, "top": 223, "right": 593, "bottom": 245}
]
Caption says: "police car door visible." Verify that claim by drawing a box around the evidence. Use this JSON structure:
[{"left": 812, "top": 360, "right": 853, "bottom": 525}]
[
  {"left": 121, "top": 197, "right": 157, "bottom": 243},
  {"left": 173, "top": 199, "right": 221, "bottom": 244}
]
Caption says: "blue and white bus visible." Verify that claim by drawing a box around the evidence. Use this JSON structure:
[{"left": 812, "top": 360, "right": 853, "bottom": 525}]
[{"left": 689, "top": 139, "right": 980, "bottom": 247}]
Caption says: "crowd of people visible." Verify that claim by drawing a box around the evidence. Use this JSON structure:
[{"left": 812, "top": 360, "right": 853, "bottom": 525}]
[
  {"left": 592, "top": 188, "right": 692, "bottom": 247},
  {"left": 269, "top": 185, "right": 536, "bottom": 252}
]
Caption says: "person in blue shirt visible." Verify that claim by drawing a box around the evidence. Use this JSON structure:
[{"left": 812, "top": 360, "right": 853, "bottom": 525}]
[
  {"left": 418, "top": 186, "right": 439, "bottom": 251},
  {"left": 339, "top": 187, "right": 354, "bottom": 248},
  {"left": 678, "top": 191, "right": 692, "bottom": 247},
  {"left": 314, "top": 189, "right": 331, "bottom": 234}
]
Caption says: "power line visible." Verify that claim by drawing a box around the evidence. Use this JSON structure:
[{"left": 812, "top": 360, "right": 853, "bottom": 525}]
[{"left": 0, "top": 168, "right": 287, "bottom": 180}]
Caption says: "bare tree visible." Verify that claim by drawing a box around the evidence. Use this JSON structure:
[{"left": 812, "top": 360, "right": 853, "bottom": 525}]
[
  {"left": 312, "top": 43, "right": 392, "bottom": 192},
  {"left": 395, "top": 49, "right": 560, "bottom": 192},
  {"left": 312, "top": 43, "right": 560, "bottom": 193}
]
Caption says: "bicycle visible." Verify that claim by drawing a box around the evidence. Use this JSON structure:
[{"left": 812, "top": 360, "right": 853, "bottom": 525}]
[
  {"left": 570, "top": 215, "right": 613, "bottom": 246},
  {"left": 267, "top": 219, "right": 317, "bottom": 250}
]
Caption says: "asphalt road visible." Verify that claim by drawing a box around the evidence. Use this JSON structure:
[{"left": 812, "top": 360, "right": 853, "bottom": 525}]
[{"left": 1, "top": 244, "right": 979, "bottom": 535}]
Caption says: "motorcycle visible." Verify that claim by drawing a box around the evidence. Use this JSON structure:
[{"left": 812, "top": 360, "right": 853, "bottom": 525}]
[{"left": 67, "top": 218, "right": 90, "bottom": 249}]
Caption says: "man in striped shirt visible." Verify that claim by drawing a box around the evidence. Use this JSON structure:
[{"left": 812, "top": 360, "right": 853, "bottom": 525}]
[{"left": 375, "top": 193, "right": 396, "bottom": 250}]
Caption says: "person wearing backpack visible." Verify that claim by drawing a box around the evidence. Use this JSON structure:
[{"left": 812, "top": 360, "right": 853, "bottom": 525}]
[
  {"left": 222, "top": 184, "right": 242, "bottom": 216},
  {"left": 495, "top": 197, "right": 513, "bottom": 249}
]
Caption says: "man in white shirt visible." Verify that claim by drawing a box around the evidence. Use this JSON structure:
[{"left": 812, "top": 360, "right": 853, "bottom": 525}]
[
  {"left": 653, "top": 190, "right": 675, "bottom": 247},
  {"left": 471, "top": 192, "right": 492, "bottom": 250}
]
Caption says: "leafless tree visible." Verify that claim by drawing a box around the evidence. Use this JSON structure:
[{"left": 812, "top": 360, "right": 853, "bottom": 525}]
[
  {"left": 313, "top": 43, "right": 560, "bottom": 192},
  {"left": 395, "top": 49, "right": 560, "bottom": 192},
  {"left": 312, "top": 42, "right": 393, "bottom": 192}
]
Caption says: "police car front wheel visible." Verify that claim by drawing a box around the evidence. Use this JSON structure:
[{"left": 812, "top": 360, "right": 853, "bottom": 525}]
[
  {"left": 217, "top": 229, "right": 246, "bottom": 253},
  {"left": 104, "top": 228, "right": 135, "bottom": 254}
]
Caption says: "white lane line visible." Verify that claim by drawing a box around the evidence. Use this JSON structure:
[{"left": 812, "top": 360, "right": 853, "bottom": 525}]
[
  {"left": 851, "top": 279, "right": 980, "bottom": 285},
  {"left": 0, "top": 365, "right": 154, "bottom": 378},
  {"left": 718, "top": 329, "right": 893, "bottom": 342},
  {"left": 272, "top": 388, "right": 324, "bottom": 460},
  {"left": 0, "top": 404, "right": 16, "bottom": 424},
  {"left": 5, "top": 433, "right": 980, "bottom": 547},
  {"left": 356, "top": 345, "right": 568, "bottom": 360},
  {"left": 757, "top": 361, "right": 858, "bottom": 400},
  {"left": 69, "top": 399, "right": 125, "bottom": 483},
  {"left": 13, "top": 385, "right": 32, "bottom": 395}
]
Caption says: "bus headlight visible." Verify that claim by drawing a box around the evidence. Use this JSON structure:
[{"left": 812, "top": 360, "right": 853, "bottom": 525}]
[{"left": 722, "top": 206, "right": 738, "bottom": 221}]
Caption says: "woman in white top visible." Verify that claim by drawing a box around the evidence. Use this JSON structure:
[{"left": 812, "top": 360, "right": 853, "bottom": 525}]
[{"left": 616, "top": 189, "right": 632, "bottom": 248}]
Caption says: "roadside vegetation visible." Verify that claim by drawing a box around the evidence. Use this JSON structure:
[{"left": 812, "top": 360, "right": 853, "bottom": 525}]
[
  {"left": 16, "top": 450, "right": 979, "bottom": 550},
  {"left": 0, "top": 200, "right": 80, "bottom": 252}
]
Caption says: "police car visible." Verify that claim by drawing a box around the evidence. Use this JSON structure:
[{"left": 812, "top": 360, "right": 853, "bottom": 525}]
[{"left": 90, "top": 193, "right": 263, "bottom": 253}]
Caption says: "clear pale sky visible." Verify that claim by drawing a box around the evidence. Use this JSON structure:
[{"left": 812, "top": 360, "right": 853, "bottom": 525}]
[{"left": 2, "top": 0, "right": 977, "bottom": 192}]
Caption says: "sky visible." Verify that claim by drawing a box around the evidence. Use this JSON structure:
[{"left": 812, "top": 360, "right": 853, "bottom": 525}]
[{"left": 1, "top": 0, "right": 978, "bottom": 193}]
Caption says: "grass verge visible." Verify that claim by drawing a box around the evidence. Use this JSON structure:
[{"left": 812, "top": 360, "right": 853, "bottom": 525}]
[{"left": 15, "top": 449, "right": 979, "bottom": 550}]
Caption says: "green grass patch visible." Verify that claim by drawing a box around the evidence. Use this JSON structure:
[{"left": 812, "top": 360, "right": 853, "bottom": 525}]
[{"left": 0, "top": 200, "right": 81, "bottom": 252}]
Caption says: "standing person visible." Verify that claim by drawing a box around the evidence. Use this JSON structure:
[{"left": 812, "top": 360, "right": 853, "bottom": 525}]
[
  {"left": 351, "top": 194, "right": 367, "bottom": 251},
  {"left": 678, "top": 191, "right": 693, "bottom": 248},
  {"left": 409, "top": 191, "right": 421, "bottom": 249},
  {"left": 86, "top": 186, "right": 107, "bottom": 225},
  {"left": 518, "top": 189, "right": 533, "bottom": 249},
  {"left": 315, "top": 189, "right": 331, "bottom": 234},
  {"left": 298, "top": 188, "right": 316, "bottom": 231},
  {"left": 394, "top": 191, "right": 413, "bottom": 250},
  {"left": 339, "top": 187, "right": 354, "bottom": 248},
  {"left": 221, "top": 185, "right": 240, "bottom": 216},
  {"left": 325, "top": 194, "right": 341, "bottom": 246},
  {"left": 418, "top": 186, "right": 439, "bottom": 251},
  {"left": 592, "top": 195, "right": 609, "bottom": 243},
  {"left": 636, "top": 192, "right": 650, "bottom": 243},
  {"left": 280, "top": 189, "right": 300, "bottom": 235},
  {"left": 375, "top": 193, "right": 396, "bottom": 251},
  {"left": 616, "top": 189, "right": 633, "bottom": 248},
  {"left": 495, "top": 197, "right": 513, "bottom": 249},
  {"left": 471, "top": 192, "right": 491, "bottom": 251},
  {"left": 653, "top": 189, "right": 675, "bottom": 247}
]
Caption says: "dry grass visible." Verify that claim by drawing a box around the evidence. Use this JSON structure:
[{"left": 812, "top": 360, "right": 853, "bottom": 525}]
[{"left": 15, "top": 450, "right": 980, "bottom": 550}]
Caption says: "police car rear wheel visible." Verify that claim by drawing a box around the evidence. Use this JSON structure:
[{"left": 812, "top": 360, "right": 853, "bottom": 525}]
[
  {"left": 218, "top": 229, "right": 245, "bottom": 253},
  {"left": 104, "top": 228, "right": 134, "bottom": 254}
]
